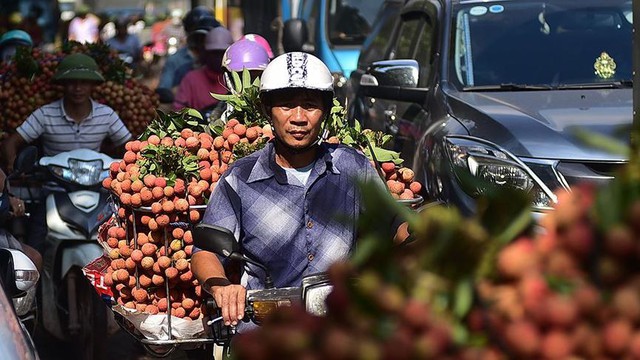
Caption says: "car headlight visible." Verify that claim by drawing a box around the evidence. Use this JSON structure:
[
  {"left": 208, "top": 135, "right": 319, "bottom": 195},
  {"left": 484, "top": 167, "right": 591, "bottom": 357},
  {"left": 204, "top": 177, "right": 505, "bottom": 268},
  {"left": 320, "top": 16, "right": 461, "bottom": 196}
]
[
  {"left": 49, "top": 159, "right": 105, "bottom": 186},
  {"left": 445, "top": 137, "right": 557, "bottom": 210}
]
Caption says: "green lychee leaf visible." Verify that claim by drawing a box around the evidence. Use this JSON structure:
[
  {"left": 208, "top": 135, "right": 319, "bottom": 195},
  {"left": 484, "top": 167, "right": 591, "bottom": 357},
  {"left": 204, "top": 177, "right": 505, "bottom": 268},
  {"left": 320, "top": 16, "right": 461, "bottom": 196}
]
[
  {"left": 242, "top": 68, "right": 252, "bottom": 89},
  {"left": 232, "top": 71, "right": 242, "bottom": 93},
  {"left": 453, "top": 279, "right": 473, "bottom": 318}
]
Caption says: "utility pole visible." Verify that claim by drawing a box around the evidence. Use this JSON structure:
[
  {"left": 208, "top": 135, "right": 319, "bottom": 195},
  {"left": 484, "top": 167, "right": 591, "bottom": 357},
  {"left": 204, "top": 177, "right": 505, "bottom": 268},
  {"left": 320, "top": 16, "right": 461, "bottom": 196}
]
[{"left": 633, "top": 0, "right": 640, "bottom": 156}]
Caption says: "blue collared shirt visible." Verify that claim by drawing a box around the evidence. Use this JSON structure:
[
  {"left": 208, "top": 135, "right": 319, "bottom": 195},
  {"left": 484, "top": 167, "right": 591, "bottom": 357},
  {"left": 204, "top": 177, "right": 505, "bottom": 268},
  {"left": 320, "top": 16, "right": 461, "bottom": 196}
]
[{"left": 199, "top": 142, "right": 382, "bottom": 291}]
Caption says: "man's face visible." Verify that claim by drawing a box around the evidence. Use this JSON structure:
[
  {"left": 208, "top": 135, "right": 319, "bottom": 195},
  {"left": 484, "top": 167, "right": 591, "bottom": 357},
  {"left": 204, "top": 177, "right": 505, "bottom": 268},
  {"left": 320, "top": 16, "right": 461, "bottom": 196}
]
[
  {"left": 62, "top": 79, "right": 96, "bottom": 105},
  {"left": 202, "top": 50, "right": 225, "bottom": 72},
  {"left": 270, "top": 90, "right": 325, "bottom": 150}
]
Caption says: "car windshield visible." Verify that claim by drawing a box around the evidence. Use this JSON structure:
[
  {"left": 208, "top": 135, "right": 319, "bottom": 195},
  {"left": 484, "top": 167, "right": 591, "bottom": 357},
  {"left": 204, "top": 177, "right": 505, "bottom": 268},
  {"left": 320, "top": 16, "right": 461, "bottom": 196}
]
[
  {"left": 451, "top": 0, "right": 633, "bottom": 89},
  {"left": 327, "top": 0, "right": 382, "bottom": 46}
]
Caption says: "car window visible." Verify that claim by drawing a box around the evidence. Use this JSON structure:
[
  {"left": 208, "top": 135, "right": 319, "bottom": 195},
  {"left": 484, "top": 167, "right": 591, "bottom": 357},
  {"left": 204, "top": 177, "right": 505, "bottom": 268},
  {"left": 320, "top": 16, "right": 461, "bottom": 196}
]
[
  {"left": 359, "top": 1, "right": 403, "bottom": 67},
  {"left": 388, "top": 10, "right": 436, "bottom": 87},
  {"left": 415, "top": 16, "right": 436, "bottom": 87},
  {"left": 391, "top": 15, "right": 422, "bottom": 59},
  {"left": 451, "top": 0, "right": 632, "bottom": 88}
]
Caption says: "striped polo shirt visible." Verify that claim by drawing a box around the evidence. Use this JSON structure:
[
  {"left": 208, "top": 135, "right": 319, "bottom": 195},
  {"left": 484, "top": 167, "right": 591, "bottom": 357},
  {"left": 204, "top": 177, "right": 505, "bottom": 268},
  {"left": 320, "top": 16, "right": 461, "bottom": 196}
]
[{"left": 16, "top": 99, "right": 132, "bottom": 156}]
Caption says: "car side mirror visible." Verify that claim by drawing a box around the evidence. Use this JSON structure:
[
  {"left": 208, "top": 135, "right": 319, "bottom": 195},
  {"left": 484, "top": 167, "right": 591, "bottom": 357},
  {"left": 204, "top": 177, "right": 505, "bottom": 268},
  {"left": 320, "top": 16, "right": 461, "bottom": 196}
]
[
  {"left": 0, "top": 249, "right": 39, "bottom": 299},
  {"left": 283, "top": 19, "right": 314, "bottom": 53},
  {"left": 13, "top": 146, "right": 38, "bottom": 175},
  {"left": 360, "top": 59, "right": 429, "bottom": 103},
  {"left": 193, "top": 223, "right": 239, "bottom": 258}
]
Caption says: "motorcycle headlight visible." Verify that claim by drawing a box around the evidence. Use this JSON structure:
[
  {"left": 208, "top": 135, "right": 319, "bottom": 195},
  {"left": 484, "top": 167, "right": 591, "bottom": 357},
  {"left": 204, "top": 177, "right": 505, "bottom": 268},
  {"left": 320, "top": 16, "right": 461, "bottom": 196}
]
[
  {"left": 445, "top": 137, "right": 557, "bottom": 210},
  {"left": 12, "top": 287, "right": 36, "bottom": 317},
  {"left": 49, "top": 159, "right": 105, "bottom": 186}
]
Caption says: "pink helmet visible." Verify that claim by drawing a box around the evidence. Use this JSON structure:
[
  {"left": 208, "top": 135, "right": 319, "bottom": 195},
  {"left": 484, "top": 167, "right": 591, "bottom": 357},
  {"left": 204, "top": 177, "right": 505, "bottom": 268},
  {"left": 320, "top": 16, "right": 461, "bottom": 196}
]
[
  {"left": 240, "top": 33, "right": 274, "bottom": 59},
  {"left": 222, "top": 39, "right": 270, "bottom": 72}
]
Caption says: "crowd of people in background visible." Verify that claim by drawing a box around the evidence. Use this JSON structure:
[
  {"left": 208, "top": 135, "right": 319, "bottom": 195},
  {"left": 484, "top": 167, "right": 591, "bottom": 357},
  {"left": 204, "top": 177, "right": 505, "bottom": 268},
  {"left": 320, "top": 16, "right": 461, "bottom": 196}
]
[
  {"left": 0, "top": 3, "right": 276, "bottom": 111},
  {"left": 0, "top": 2, "right": 278, "bottom": 294}
]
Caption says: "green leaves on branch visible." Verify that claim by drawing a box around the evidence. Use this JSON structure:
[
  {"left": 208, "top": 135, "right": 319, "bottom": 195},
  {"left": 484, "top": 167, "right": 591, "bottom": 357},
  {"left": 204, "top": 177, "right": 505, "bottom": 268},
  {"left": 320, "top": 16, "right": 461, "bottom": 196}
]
[
  {"left": 136, "top": 144, "right": 200, "bottom": 182},
  {"left": 140, "top": 108, "right": 206, "bottom": 140},
  {"left": 364, "top": 146, "right": 403, "bottom": 164},
  {"left": 232, "top": 137, "right": 268, "bottom": 160},
  {"left": 210, "top": 69, "right": 269, "bottom": 126},
  {"left": 323, "top": 99, "right": 402, "bottom": 164}
]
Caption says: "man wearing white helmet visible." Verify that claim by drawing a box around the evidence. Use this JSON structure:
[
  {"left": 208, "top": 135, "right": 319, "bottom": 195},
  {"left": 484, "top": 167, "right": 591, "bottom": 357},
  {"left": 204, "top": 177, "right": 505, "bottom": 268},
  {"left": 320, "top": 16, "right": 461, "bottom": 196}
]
[{"left": 192, "top": 52, "right": 409, "bottom": 328}]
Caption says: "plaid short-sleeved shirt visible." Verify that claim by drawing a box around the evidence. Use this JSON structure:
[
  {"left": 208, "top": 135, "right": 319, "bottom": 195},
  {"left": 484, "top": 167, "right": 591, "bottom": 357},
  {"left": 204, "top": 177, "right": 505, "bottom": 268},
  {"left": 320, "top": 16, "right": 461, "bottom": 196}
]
[
  {"left": 200, "top": 142, "right": 383, "bottom": 290},
  {"left": 16, "top": 99, "right": 131, "bottom": 156}
]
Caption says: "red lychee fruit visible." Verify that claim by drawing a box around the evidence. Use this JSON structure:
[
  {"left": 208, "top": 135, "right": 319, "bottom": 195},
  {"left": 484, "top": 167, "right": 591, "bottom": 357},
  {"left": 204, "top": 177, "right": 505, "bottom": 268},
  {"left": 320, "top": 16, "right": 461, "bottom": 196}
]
[
  {"left": 540, "top": 330, "right": 574, "bottom": 360},
  {"left": 165, "top": 267, "right": 179, "bottom": 279},
  {"left": 540, "top": 294, "right": 578, "bottom": 328},
  {"left": 132, "top": 288, "right": 149, "bottom": 302},
  {"left": 603, "top": 319, "right": 633, "bottom": 355},
  {"left": 381, "top": 162, "right": 395, "bottom": 174},
  {"left": 504, "top": 320, "right": 541, "bottom": 357},
  {"left": 152, "top": 274, "right": 165, "bottom": 286},
  {"left": 143, "top": 174, "right": 157, "bottom": 188},
  {"left": 496, "top": 237, "right": 539, "bottom": 279},
  {"left": 604, "top": 224, "right": 635, "bottom": 258},
  {"left": 612, "top": 286, "right": 640, "bottom": 322}
]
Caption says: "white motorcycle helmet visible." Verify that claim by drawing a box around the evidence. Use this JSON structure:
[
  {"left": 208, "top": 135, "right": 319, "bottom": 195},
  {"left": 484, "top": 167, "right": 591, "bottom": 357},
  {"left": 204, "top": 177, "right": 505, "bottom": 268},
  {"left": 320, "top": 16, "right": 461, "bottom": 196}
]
[
  {"left": 259, "top": 51, "right": 334, "bottom": 94},
  {"left": 259, "top": 52, "right": 334, "bottom": 152}
]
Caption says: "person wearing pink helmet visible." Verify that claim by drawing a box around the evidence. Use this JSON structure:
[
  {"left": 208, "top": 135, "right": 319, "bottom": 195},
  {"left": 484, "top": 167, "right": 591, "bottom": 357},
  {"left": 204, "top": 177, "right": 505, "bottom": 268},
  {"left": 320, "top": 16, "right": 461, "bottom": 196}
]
[
  {"left": 208, "top": 38, "right": 271, "bottom": 121},
  {"left": 240, "top": 33, "right": 274, "bottom": 59},
  {"left": 222, "top": 38, "right": 270, "bottom": 91},
  {"left": 173, "top": 26, "right": 233, "bottom": 114}
]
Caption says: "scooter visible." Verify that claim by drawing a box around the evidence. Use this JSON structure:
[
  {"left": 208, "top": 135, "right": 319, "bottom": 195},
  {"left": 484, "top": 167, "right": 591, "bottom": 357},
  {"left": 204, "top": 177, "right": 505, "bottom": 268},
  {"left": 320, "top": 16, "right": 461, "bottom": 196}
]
[
  {"left": 193, "top": 224, "right": 333, "bottom": 357},
  {"left": 3, "top": 146, "right": 40, "bottom": 334},
  {"left": 15, "top": 148, "right": 118, "bottom": 360},
  {"left": 0, "top": 248, "right": 40, "bottom": 359}
]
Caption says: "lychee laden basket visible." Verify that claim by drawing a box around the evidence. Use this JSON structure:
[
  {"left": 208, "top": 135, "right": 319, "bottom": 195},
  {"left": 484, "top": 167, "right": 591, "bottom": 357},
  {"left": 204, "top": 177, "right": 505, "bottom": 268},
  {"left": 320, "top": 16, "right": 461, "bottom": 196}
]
[{"left": 103, "top": 199, "right": 217, "bottom": 356}]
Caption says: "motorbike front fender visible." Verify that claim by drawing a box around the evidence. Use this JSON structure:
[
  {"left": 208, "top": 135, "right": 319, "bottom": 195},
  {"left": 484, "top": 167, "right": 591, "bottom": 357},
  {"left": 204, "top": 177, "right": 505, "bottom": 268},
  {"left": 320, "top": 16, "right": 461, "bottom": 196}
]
[{"left": 60, "top": 242, "right": 104, "bottom": 279}]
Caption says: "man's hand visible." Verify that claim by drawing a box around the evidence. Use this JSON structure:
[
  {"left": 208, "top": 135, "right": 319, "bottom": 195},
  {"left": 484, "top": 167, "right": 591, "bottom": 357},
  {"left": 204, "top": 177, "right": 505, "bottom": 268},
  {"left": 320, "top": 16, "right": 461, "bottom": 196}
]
[
  {"left": 209, "top": 284, "right": 247, "bottom": 326},
  {"left": 2, "top": 133, "right": 26, "bottom": 172},
  {"left": 393, "top": 222, "right": 411, "bottom": 244},
  {"left": 9, "top": 196, "right": 26, "bottom": 217}
]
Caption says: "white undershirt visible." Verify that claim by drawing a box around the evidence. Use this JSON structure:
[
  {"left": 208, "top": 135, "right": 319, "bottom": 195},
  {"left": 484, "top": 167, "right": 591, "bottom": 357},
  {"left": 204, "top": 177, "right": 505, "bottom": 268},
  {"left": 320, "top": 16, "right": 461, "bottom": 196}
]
[{"left": 283, "top": 163, "right": 314, "bottom": 186}]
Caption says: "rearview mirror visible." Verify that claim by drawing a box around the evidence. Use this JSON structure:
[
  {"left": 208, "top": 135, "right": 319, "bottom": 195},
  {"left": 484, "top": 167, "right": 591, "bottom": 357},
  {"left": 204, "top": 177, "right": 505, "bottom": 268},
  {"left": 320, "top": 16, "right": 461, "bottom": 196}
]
[
  {"left": 0, "top": 248, "right": 39, "bottom": 299},
  {"left": 13, "top": 146, "right": 38, "bottom": 175},
  {"left": 360, "top": 59, "right": 429, "bottom": 103},
  {"left": 283, "top": 19, "right": 313, "bottom": 53},
  {"left": 193, "top": 223, "right": 239, "bottom": 258}
]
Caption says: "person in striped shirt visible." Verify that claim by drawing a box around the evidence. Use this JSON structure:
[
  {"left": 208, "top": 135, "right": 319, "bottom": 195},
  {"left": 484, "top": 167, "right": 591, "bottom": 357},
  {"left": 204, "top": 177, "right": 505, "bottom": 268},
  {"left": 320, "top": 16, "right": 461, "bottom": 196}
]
[
  {"left": 2, "top": 53, "right": 131, "bottom": 171},
  {"left": 1, "top": 53, "right": 131, "bottom": 253}
]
